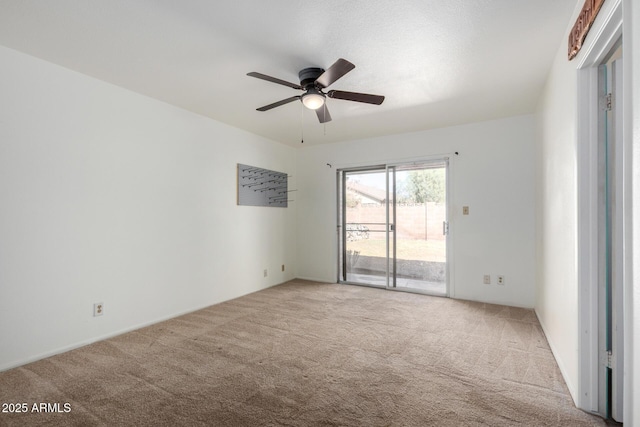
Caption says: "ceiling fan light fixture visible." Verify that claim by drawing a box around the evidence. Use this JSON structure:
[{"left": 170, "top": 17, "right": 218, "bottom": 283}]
[{"left": 301, "top": 90, "right": 325, "bottom": 110}]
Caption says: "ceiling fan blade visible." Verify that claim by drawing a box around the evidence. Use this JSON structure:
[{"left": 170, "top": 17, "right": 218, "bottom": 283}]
[
  {"left": 256, "top": 96, "right": 301, "bottom": 111},
  {"left": 315, "top": 58, "right": 355, "bottom": 88},
  {"left": 316, "top": 105, "right": 332, "bottom": 123},
  {"left": 328, "top": 90, "right": 385, "bottom": 105},
  {"left": 247, "top": 72, "right": 302, "bottom": 90}
]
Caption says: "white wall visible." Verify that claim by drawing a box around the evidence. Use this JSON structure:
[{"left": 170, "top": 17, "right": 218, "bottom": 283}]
[
  {"left": 296, "top": 115, "right": 537, "bottom": 308},
  {"left": 534, "top": 18, "right": 580, "bottom": 401},
  {"left": 0, "top": 45, "right": 297, "bottom": 371},
  {"left": 536, "top": 1, "right": 640, "bottom": 420}
]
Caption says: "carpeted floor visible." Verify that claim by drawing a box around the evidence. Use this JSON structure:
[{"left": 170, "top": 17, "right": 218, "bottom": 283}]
[{"left": 0, "top": 280, "right": 605, "bottom": 426}]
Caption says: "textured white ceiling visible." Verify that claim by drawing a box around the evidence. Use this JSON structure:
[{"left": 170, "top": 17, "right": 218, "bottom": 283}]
[{"left": 0, "top": 0, "right": 577, "bottom": 146}]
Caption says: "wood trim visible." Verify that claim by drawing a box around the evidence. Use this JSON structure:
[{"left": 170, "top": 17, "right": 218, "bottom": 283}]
[{"left": 568, "top": 0, "right": 606, "bottom": 60}]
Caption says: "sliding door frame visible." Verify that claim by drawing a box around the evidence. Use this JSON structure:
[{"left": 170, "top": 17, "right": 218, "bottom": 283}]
[{"left": 336, "top": 156, "right": 453, "bottom": 297}]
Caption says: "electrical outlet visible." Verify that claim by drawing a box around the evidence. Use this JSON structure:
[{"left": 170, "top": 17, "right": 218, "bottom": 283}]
[
  {"left": 483, "top": 275, "right": 491, "bottom": 285},
  {"left": 93, "top": 303, "right": 104, "bottom": 317},
  {"left": 281, "top": 264, "right": 285, "bottom": 272},
  {"left": 263, "top": 269, "right": 268, "bottom": 277},
  {"left": 497, "top": 275, "right": 505, "bottom": 285}
]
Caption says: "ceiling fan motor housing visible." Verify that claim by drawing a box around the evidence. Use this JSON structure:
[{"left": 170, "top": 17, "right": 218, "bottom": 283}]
[{"left": 298, "top": 67, "right": 324, "bottom": 89}]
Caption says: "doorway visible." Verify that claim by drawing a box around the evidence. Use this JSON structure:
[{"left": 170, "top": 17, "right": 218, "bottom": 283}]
[
  {"left": 597, "top": 43, "right": 624, "bottom": 422},
  {"left": 337, "top": 160, "right": 449, "bottom": 296},
  {"left": 575, "top": 2, "right": 626, "bottom": 418}
]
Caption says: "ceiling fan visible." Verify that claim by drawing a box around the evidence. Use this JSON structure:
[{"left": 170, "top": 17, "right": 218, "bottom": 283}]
[{"left": 247, "top": 58, "right": 384, "bottom": 123}]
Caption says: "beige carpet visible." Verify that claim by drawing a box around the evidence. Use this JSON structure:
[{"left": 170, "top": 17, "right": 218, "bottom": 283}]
[{"left": 0, "top": 280, "right": 605, "bottom": 426}]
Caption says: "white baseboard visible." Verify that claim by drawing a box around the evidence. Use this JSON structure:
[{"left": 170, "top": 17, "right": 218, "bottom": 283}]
[
  {"left": 293, "top": 276, "right": 337, "bottom": 284},
  {"left": 534, "top": 308, "right": 578, "bottom": 405}
]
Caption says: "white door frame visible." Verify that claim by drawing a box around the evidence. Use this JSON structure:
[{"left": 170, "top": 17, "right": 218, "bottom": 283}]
[{"left": 575, "top": 0, "right": 624, "bottom": 414}]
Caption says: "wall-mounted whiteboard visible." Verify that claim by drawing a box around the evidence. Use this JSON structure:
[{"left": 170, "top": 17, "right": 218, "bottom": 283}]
[{"left": 237, "top": 164, "right": 288, "bottom": 207}]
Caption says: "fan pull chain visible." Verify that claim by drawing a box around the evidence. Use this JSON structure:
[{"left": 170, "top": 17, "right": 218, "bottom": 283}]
[
  {"left": 300, "top": 103, "right": 305, "bottom": 143},
  {"left": 323, "top": 103, "right": 327, "bottom": 136}
]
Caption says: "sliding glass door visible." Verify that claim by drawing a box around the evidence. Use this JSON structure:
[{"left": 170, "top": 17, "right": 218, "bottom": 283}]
[
  {"left": 340, "top": 167, "right": 388, "bottom": 287},
  {"left": 338, "top": 160, "right": 449, "bottom": 296}
]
